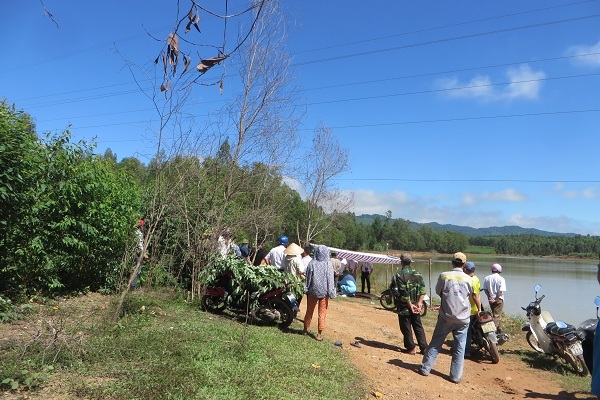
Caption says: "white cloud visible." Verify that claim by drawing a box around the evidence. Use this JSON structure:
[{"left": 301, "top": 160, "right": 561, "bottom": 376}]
[
  {"left": 282, "top": 176, "right": 303, "bottom": 195},
  {"left": 548, "top": 182, "right": 600, "bottom": 199},
  {"left": 350, "top": 188, "right": 599, "bottom": 235},
  {"left": 504, "top": 65, "right": 545, "bottom": 100},
  {"left": 437, "top": 75, "right": 494, "bottom": 99},
  {"left": 461, "top": 189, "right": 527, "bottom": 206},
  {"left": 566, "top": 39, "right": 600, "bottom": 68},
  {"left": 582, "top": 188, "right": 600, "bottom": 199},
  {"left": 437, "top": 64, "right": 545, "bottom": 101}
]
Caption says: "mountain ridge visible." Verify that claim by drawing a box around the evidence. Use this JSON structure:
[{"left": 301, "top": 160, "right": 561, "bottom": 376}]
[{"left": 355, "top": 214, "right": 578, "bottom": 237}]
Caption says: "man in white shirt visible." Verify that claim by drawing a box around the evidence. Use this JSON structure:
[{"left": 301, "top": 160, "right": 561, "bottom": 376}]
[
  {"left": 301, "top": 246, "right": 312, "bottom": 268},
  {"left": 265, "top": 235, "right": 289, "bottom": 271},
  {"left": 482, "top": 263, "right": 507, "bottom": 333}
]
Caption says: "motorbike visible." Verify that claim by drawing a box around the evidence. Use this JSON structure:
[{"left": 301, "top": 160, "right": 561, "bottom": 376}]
[
  {"left": 469, "top": 309, "right": 502, "bottom": 363},
  {"left": 522, "top": 284, "right": 588, "bottom": 376},
  {"left": 201, "top": 271, "right": 300, "bottom": 329},
  {"left": 379, "top": 289, "right": 429, "bottom": 316},
  {"left": 578, "top": 296, "right": 600, "bottom": 374}
]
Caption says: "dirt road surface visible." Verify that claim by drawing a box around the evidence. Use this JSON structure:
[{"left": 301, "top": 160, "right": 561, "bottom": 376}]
[{"left": 299, "top": 295, "right": 594, "bottom": 400}]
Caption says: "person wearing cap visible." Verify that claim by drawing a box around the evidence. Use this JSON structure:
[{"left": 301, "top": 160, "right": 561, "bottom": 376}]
[
  {"left": 239, "top": 239, "right": 250, "bottom": 262},
  {"left": 483, "top": 263, "right": 507, "bottom": 333},
  {"left": 419, "top": 252, "right": 474, "bottom": 384},
  {"left": 393, "top": 253, "right": 428, "bottom": 355},
  {"left": 463, "top": 261, "right": 482, "bottom": 358},
  {"left": 283, "top": 243, "right": 305, "bottom": 280}
]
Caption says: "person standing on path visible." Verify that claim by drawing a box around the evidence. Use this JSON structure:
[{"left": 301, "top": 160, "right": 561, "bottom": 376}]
[
  {"left": 419, "top": 252, "right": 473, "bottom": 384},
  {"left": 303, "top": 244, "right": 337, "bottom": 341},
  {"left": 393, "top": 253, "right": 428, "bottom": 355},
  {"left": 330, "top": 251, "right": 343, "bottom": 293},
  {"left": 463, "top": 261, "right": 482, "bottom": 358},
  {"left": 482, "top": 263, "right": 507, "bottom": 333},
  {"left": 360, "top": 260, "right": 373, "bottom": 294},
  {"left": 283, "top": 242, "right": 306, "bottom": 280}
]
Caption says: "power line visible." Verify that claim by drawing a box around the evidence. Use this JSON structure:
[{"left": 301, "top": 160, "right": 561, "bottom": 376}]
[
  {"left": 294, "top": 13, "right": 600, "bottom": 67},
  {"left": 334, "top": 178, "right": 600, "bottom": 183},
  {"left": 75, "top": 108, "right": 599, "bottom": 139},
  {"left": 295, "top": 0, "right": 600, "bottom": 55},
  {"left": 26, "top": 52, "right": 600, "bottom": 121},
  {"left": 298, "top": 109, "right": 600, "bottom": 131}
]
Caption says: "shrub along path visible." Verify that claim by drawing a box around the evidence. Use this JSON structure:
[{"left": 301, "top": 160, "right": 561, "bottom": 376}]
[{"left": 296, "top": 295, "right": 593, "bottom": 400}]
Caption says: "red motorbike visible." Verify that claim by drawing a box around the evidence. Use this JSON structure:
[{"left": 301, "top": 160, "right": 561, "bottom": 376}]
[{"left": 201, "top": 272, "right": 299, "bottom": 329}]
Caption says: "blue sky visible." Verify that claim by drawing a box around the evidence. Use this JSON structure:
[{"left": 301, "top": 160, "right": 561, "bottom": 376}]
[{"left": 2, "top": 1, "right": 600, "bottom": 235}]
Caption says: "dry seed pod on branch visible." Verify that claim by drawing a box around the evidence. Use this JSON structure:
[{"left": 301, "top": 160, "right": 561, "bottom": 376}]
[
  {"left": 185, "top": 9, "right": 201, "bottom": 34},
  {"left": 197, "top": 55, "right": 227, "bottom": 74}
]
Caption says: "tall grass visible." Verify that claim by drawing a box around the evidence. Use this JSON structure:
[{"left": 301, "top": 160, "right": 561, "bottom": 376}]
[{"left": 0, "top": 290, "right": 365, "bottom": 400}]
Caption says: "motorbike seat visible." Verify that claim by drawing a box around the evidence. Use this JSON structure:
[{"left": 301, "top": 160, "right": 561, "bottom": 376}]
[{"left": 545, "top": 321, "right": 576, "bottom": 337}]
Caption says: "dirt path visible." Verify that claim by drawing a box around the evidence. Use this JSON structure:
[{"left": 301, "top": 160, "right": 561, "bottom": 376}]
[{"left": 299, "top": 296, "right": 594, "bottom": 400}]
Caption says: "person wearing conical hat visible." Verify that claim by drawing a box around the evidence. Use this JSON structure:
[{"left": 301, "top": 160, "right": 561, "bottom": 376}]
[{"left": 283, "top": 242, "right": 305, "bottom": 280}]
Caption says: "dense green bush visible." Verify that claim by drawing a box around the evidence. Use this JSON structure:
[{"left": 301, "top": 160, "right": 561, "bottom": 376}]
[{"left": 0, "top": 101, "right": 141, "bottom": 299}]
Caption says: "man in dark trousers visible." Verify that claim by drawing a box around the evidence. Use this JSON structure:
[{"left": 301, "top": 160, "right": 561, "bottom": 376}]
[{"left": 393, "top": 253, "right": 428, "bottom": 355}]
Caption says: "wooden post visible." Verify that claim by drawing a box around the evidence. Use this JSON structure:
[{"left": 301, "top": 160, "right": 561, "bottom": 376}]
[{"left": 429, "top": 259, "right": 432, "bottom": 303}]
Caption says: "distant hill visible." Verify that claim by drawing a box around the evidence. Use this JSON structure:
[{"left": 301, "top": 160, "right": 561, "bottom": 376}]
[{"left": 355, "top": 214, "right": 577, "bottom": 237}]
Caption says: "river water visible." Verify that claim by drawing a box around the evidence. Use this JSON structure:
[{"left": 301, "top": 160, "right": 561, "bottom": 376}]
[{"left": 410, "top": 255, "right": 600, "bottom": 326}]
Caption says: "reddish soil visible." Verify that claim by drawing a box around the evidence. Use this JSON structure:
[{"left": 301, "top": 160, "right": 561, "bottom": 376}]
[{"left": 299, "top": 295, "right": 595, "bottom": 400}]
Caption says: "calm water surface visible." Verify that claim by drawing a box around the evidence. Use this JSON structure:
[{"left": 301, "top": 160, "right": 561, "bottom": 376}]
[{"left": 407, "top": 255, "right": 599, "bottom": 326}]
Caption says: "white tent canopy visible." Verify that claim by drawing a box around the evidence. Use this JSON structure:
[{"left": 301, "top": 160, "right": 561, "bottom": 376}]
[{"left": 329, "top": 247, "right": 402, "bottom": 265}]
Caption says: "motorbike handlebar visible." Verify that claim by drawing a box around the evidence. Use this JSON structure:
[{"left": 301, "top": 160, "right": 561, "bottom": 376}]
[{"left": 538, "top": 294, "right": 545, "bottom": 302}]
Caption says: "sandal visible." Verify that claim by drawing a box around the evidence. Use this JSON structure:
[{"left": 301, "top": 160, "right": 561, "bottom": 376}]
[{"left": 316, "top": 334, "right": 323, "bottom": 341}]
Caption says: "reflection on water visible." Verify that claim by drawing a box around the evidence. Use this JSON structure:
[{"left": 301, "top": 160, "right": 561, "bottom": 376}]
[{"left": 412, "top": 255, "right": 599, "bottom": 326}]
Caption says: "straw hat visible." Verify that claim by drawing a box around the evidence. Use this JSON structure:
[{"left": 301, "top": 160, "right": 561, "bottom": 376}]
[{"left": 283, "top": 242, "right": 303, "bottom": 256}]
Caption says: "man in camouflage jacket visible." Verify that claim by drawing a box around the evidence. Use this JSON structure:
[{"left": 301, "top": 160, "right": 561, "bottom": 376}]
[{"left": 392, "top": 253, "right": 428, "bottom": 354}]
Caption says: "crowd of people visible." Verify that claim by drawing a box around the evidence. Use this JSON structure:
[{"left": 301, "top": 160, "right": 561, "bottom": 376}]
[{"left": 134, "top": 224, "right": 600, "bottom": 394}]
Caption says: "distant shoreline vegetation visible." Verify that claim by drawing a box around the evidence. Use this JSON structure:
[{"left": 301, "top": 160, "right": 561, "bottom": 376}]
[{"left": 354, "top": 214, "right": 600, "bottom": 259}]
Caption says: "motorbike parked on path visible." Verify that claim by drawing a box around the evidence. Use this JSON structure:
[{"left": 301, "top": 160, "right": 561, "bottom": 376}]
[
  {"left": 522, "top": 284, "right": 588, "bottom": 375},
  {"left": 578, "top": 296, "right": 600, "bottom": 374},
  {"left": 201, "top": 271, "right": 300, "bottom": 329},
  {"left": 379, "top": 289, "right": 429, "bottom": 316},
  {"left": 469, "top": 309, "right": 502, "bottom": 363}
]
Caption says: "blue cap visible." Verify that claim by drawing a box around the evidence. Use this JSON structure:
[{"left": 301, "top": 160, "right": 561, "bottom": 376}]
[{"left": 465, "top": 262, "right": 476, "bottom": 272}]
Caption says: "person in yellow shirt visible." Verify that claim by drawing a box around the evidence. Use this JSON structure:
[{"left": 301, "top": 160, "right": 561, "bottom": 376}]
[{"left": 463, "top": 261, "right": 482, "bottom": 358}]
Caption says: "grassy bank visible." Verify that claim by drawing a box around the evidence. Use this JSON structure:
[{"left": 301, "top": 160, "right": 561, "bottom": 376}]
[{"left": 0, "top": 290, "right": 364, "bottom": 400}]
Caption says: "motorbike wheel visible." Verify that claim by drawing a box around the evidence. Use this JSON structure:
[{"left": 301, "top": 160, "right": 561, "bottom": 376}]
[
  {"left": 267, "top": 297, "right": 295, "bottom": 328},
  {"left": 200, "top": 295, "right": 226, "bottom": 313},
  {"left": 563, "top": 350, "right": 589, "bottom": 376},
  {"left": 486, "top": 338, "right": 500, "bottom": 364},
  {"left": 526, "top": 331, "right": 544, "bottom": 353},
  {"left": 379, "top": 290, "right": 395, "bottom": 310}
]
